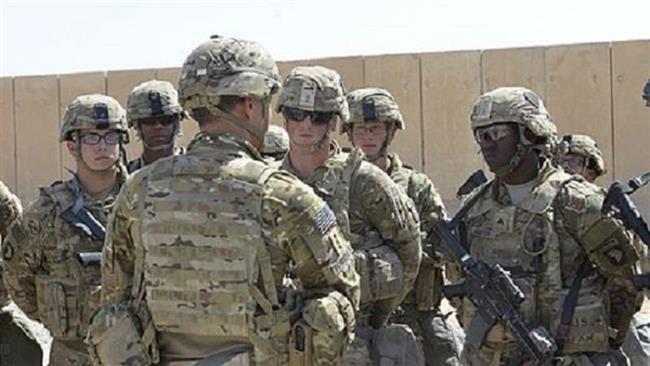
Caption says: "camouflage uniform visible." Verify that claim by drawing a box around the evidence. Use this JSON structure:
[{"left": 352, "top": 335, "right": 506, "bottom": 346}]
[
  {"left": 2, "top": 94, "right": 129, "bottom": 366},
  {"left": 344, "top": 87, "right": 464, "bottom": 366},
  {"left": 642, "top": 77, "right": 650, "bottom": 107},
  {"left": 277, "top": 67, "right": 423, "bottom": 366},
  {"left": 89, "top": 36, "right": 360, "bottom": 366},
  {"left": 126, "top": 80, "right": 185, "bottom": 173},
  {"left": 459, "top": 87, "right": 640, "bottom": 366},
  {"left": 260, "top": 125, "right": 290, "bottom": 161}
]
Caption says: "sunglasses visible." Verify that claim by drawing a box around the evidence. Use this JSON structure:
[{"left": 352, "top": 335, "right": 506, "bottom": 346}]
[
  {"left": 282, "top": 107, "right": 336, "bottom": 125},
  {"left": 78, "top": 131, "right": 122, "bottom": 145},
  {"left": 138, "top": 115, "right": 178, "bottom": 127},
  {"left": 474, "top": 124, "right": 514, "bottom": 144}
]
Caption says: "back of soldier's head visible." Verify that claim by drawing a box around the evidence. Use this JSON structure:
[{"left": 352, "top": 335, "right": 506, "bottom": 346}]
[
  {"left": 178, "top": 35, "right": 281, "bottom": 124},
  {"left": 260, "top": 125, "right": 289, "bottom": 160}
]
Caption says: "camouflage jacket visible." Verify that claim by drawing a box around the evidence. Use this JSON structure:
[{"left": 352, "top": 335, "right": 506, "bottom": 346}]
[
  {"left": 100, "top": 132, "right": 359, "bottom": 359},
  {"left": 126, "top": 146, "right": 185, "bottom": 173},
  {"left": 279, "top": 142, "right": 422, "bottom": 319},
  {"left": 0, "top": 181, "right": 22, "bottom": 305},
  {"left": 2, "top": 174, "right": 124, "bottom": 342},
  {"left": 386, "top": 153, "right": 447, "bottom": 310},
  {"left": 459, "top": 159, "right": 640, "bottom": 355}
]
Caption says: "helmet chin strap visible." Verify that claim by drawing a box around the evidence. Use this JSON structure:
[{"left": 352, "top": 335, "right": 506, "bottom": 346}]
[
  {"left": 136, "top": 120, "right": 180, "bottom": 152},
  {"left": 491, "top": 128, "right": 532, "bottom": 177},
  {"left": 207, "top": 99, "right": 267, "bottom": 149}
]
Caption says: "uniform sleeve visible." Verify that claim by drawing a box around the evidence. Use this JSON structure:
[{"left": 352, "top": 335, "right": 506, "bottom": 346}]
[
  {"left": 0, "top": 181, "right": 22, "bottom": 238},
  {"left": 261, "top": 171, "right": 360, "bottom": 309},
  {"left": 410, "top": 173, "right": 447, "bottom": 252},
  {"left": 100, "top": 179, "right": 138, "bottom": 305},
  {"left": 350, "top": 163, "right": 422, "bottom": 308},
  {"left": 2, "top": 197, "right": 50, "bottom": 319},
  {"left": 557, "top": 180, "right": 640, "bottom": 344}
]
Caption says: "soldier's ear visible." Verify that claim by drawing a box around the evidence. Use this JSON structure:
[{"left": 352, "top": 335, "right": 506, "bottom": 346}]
[{"left": 66, "top": 140, "right": 79, "bottom": 159}]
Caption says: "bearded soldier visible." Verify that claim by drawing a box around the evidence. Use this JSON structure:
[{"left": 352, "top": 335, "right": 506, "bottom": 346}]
[
  {"left": 126, "top": 80, "right": 185, "bottom": 173},
  {"left": 457, "top": 87, "right": 640, "bottom": 365},
  {"left": 3, "top": 94, "right": 129, "bottom": 365},
  {"left": 88, "top": 36, "right": 360, "bottom": 366},
  {"left": 276, "top": 66, "right": 423, "bottom": 366},
  {"left": 344, "top": 87, "right": 464, "bottom": 366}
]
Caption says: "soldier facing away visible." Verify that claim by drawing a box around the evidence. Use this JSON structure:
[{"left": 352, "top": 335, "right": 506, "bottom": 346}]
[
  {"left": 88, "top": 35, "right": 360, "bottom": 366},
  {"left": 344, "top": 87, "right": 465, "bottom": 366},
  {"left": 126, "top": 80, "right": 185, "bottom": 173},
  {"left": 275, "top": 66, "right": 423, "bottom": 366},
  {"left": 2, "top": 94, "right": 129, "bottom": 366},
  {"left": 455, "top": 86, "right": 640, "bottom": 365}
]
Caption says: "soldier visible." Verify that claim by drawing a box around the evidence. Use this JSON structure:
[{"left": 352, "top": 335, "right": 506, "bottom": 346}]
[
  {"left": 557, "top": 134, "right": 606, "bottom": 182},
  {"left": 2, "top": 94, "right": 129, "bottom": 366},
  {"left": 344, "top": 87, "right": 464, "bottom": 366},
  {"left": 557, "top": 134, "right": 650, "bottom": 365},
  {"left": 643, "top": 77, "right": 650, "bottom": 107},
  {"left": 126, "top": 80, "right": 185, "bottom": 173},
  {"left": 276, "top": 66, "right": 423, "bottom": 366},
  {"left": 260, "top": 124, "right": 290, "bottom": 161},
  {"left": 1, "top": 181, "right": 45, "bottom": 366},
  {"left": 456, "top": 86, "right": 640, "bottom": 365},
  {"left": 88, "top": 36, "right": 360, "bottom": 366}
]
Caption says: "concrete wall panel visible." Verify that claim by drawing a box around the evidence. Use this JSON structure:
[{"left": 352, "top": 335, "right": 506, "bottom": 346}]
[
  {"left": 482, "top": 47, "right": 546, "bottom": 97},
  {"left": 14, "top": 76, "right": 60, "bottom": 201},
  {"left": 545, "top": 43, "right": 613, "bottom": 185},
  {"left": 0, "top": 78, "right": 17, "bottom": 191},
  {"left": 421, "top": 51, "right": 484, "bottom": 212}
]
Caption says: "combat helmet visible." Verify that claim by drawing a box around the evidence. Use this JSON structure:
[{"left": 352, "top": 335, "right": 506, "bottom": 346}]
[
  {"left": 178, "top": 35, "right": 281, "bottom": 145},
  {"left": 558, "top": 134, "right": 606, "bottom": 177},
  {"left": 469, "top": 87, "right": 557, "bottom": 176},
  {"left": 343, "top": 87, "right": 404, "bottom": 134},
  {"left": 260, "top": 125, "right": 289, "bottom": 159},
  {"left": 60, "top": 94, "right": 128, "bottom": 143}
]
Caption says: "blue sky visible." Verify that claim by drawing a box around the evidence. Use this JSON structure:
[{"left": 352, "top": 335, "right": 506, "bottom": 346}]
[{"left": 1, "top": 0, "right": 649, "bottom": 77}]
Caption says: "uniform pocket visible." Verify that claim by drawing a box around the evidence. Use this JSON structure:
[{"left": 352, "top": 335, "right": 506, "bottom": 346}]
[{"left": 35, "top": 275, "right": 78, "bottom": 339}]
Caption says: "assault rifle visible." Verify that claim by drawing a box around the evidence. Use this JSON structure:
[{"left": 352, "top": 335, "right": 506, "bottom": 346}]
[
  {"left": 602, "top": 171, "right": 650, "bottom": 289},
  {"left": 77, "top": 252, "right": 102, "bottom": 267},
  {"left": 437, "top": 171, "right": 557, "bottom": 365}
]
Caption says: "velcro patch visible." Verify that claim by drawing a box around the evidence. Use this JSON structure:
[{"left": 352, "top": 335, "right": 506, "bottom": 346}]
[
  {"left": 313, "top": 203, "right": 337, "bottom": 235},
  {"left": 298, "top": 80, "right": 317, "bottom": 109}
]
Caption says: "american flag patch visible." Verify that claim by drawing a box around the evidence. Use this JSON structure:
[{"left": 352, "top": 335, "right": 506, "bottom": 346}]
[{"left": 314, "top": 203, "right": 337, "bottom": 235}]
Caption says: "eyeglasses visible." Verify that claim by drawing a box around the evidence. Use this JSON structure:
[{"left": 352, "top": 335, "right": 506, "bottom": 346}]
[
  {"left": 474, "top": 124, "right": 514, "bottom": 144},
  {"left": 558, "top": 154, "right": 585, "bottom": 169},
  {"left": 352, "top": 124, "right": 386, "bottom": 135},
  {"left": 78, "top": 131, "right": 122, "bottom": 145},
  {"left": 282, "top": 107, "right": 335, "bottom": 125},
  {"left": 138, "top": 115, "right": 178, "bottom": 127}
]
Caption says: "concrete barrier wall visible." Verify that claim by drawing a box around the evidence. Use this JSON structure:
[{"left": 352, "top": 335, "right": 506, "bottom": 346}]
[{"left": 1, "top": 40, "right": 648, "bottom": 216}]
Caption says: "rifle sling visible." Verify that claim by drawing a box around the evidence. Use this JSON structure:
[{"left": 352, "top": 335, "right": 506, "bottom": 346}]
[{"left": 555, "top": 260, "right": 593, "bottom": 354}]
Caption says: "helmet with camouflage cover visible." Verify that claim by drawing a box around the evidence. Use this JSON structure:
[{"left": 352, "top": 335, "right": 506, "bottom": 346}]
[
  {"left": 260, "top": 125, "right": 289, "bottom": 159},
  {"left": 470, "top": 87, "right": 556, "bottom": 141},
  {"left": 59, "top": 94, "right": 129, "bottom": 143},
  {"left": 179, "top": 35, "right": 281, "bottom": 112},
  {"left": 343, "top": 87, "right": 404, "bottom": 134},
  {"left": 558, "top": 134, "right": 606, "bottom": 177},
  {"left": 127, "top": 80, "right": 183, "bottom": 126},
  {"left": 643, "top": 77, "right": 650, "bottom": 107},
  {"left": 276, "top": 65, "right": 349, "bottom": 122}
]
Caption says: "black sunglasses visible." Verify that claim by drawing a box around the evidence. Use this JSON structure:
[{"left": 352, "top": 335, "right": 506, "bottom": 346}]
[
  {"left": 282, "top": 107, "right": 335, "bottom": 125},
  {"left": 138, "top": 115, "right": 178, "bottom": 127}
]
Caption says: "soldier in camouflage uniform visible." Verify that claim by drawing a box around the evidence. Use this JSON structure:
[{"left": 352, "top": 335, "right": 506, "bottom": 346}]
[
  {"left": 344, "top": 87, "right": 464, "bottom": 366},
  {"left": 643, "top": 78, "right": 650, "bottom": 107},
  {"left": 2, "top": 94, "right": 129, "bottom": 366},
  {"left": 1, "top": 181, "right": 45, "bottom": 366},
  {"left": 557, "top": 134, "right": 606, "bottom": 183},
  {"left": 456, "top": 86, "right": 641, "bottom": 365},
  {"left": 89, "top": 36, "right": 360, "bottom": 366},
  {"left": 276, "top": 66, "right": 423, "bottom": 366},
  {"left": 260, "top": 124, "right": 290, "bottom": 161},
  {"left": 126, "top": 80, "right": 185, "bottom": 173}
]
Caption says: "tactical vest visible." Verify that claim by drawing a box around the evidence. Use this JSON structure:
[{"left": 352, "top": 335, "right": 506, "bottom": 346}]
[
  {"left": 34, "top": 181, "right": 107, "bottom": 341},
  {"left": 462, "top": 170, "right": 611, "bottom": 355},
  {"left": 139, "top": 155, "right": 286, "bottom": 352}
]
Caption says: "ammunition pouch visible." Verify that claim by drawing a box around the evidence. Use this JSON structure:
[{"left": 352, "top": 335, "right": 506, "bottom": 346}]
[
  {"left": 86, "top": 302, "right": 158, "bottom": 366},
  {"left": 354, "top": 245, "right": 404, "bottom": 305}
]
